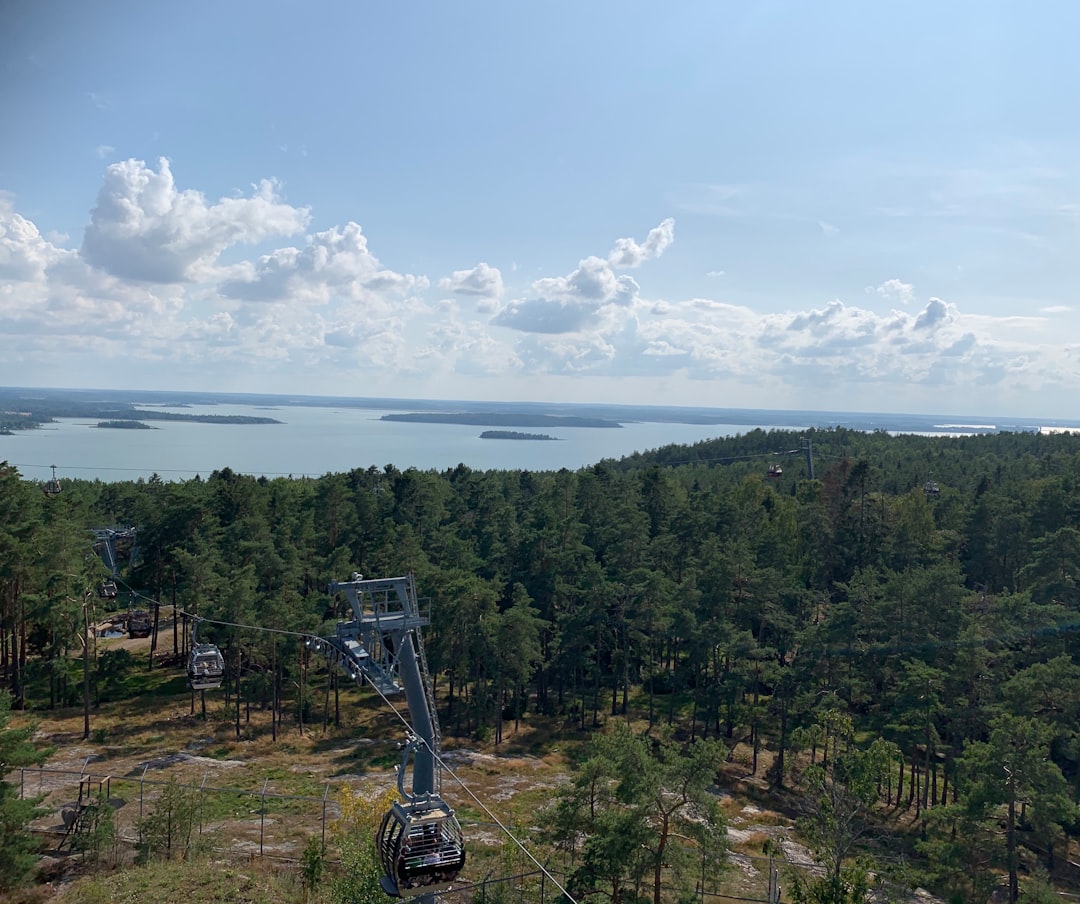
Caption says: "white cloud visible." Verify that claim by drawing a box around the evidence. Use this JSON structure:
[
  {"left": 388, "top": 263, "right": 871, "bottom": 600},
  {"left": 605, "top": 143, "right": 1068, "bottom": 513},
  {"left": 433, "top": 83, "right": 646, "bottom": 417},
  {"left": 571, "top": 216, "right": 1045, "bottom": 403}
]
[
  {"left": 913, "top": 297, "right": 952, "bottom": 330},
  {"left": 96, "top": 144, "right": 116, "bottom": 159},
  {"left": 5, "top": 160, "right": 1080, "bottom": 413},
  {"left": 439, "top": 262, "right": 503, "bottom": 298},
  {"left": 875, "top": 278, "right": 915, "bottom": 305},
  {"left": 220, "top": 222, "right": 427, "bottom": 306},
  {"left": 0, "top": 197, "right": 72, "bottom": 282},
  {"left": 81, "top": 157, "right": 310, "bottom": 283},
  {"left": 494, "top": 220, "right": 673, "bottom": 335},
  {"left": 607, "top": 218, "right": 674, "bottom": 267}
]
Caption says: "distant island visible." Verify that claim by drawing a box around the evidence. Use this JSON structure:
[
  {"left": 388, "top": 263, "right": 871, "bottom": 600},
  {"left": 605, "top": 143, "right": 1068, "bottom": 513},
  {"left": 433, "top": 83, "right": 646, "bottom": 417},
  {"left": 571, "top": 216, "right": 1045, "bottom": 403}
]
[
  {"left": 480, "top": 430, "right": 560, "bottom": 441},
  {"left": 0, "top": 394, "right": 284, "bottom": 433},
  {"left": 383, "top": 412, "right": 622, "bottom": 428},
  {"left": 134, "top": 412, "right": 281, "bottom": 425},
  {"left": 96, "top": 420, "right": 153, "bottom": 430}
]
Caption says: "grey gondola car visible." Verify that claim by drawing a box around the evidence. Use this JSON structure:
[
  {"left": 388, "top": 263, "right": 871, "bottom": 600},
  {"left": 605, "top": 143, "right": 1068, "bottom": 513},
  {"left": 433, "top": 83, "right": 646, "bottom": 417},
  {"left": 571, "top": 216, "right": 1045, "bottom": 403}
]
[
  {"left": 377, "top": 801, "right": 466, "bottom": 898},
  {"left": 188, "top": 643, "right": 226, "bottom": 690}
]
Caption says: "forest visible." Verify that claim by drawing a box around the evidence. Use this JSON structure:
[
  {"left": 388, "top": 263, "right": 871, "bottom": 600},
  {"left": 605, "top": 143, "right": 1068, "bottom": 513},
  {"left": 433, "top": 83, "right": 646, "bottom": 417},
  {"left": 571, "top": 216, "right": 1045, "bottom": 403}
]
[{"left": 3, "top": 425, "right": 1080, "bottom": 903}]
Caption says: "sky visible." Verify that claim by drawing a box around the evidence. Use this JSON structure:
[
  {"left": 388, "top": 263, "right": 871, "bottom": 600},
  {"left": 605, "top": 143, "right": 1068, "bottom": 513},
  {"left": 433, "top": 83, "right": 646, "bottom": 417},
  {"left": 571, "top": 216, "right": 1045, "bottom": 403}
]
[{"left": 2, "top": 1, "right": 1080, "bottom": 418}]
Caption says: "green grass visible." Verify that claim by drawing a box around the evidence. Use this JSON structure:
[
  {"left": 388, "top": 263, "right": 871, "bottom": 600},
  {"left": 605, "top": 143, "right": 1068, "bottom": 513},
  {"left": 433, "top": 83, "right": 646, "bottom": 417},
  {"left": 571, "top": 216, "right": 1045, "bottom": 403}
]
[{"left": 56, "top": 855, "right": 313, "bottom": 904}]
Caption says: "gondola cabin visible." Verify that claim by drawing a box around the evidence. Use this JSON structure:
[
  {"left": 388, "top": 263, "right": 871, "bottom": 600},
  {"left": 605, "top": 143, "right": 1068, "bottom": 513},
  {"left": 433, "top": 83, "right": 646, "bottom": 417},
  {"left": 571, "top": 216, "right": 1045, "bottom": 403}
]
[
  {"left": 43, "top": 465, "right": 62, "bottom": 497},
  {"left": 99, "top": 580, "right": 118, "bottom": 600},
  {"left": 923, "top": 480, "right": 940, "bottom": 497},
  {"left": 767, "top": 463, "right": 783, "bottom": 479},
  {"left": 188, "top": 643, "right": 226, "bottom": 691},
  {"left": 377, "top": 800, "right": 466, "bottom": 898},
  {"left": 127, "top": 609, "right": 152, "bottom": 638}
]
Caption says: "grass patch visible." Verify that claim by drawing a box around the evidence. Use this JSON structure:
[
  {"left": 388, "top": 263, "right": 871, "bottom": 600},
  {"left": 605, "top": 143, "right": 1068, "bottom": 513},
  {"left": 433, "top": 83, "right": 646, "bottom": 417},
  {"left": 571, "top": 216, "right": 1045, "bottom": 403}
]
[{"left": 58, "top": 855, "right": 310, "bottom": 904}]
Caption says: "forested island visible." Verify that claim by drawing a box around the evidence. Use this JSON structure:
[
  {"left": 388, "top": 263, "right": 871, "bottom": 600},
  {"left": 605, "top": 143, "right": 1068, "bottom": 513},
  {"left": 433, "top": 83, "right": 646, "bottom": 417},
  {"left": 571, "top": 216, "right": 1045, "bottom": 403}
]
[
  {"left": 5, "top": 426, "right": 1080, "bottom": 902},
  {"left": 95, "top": 420, "right": 153, "bottom": 430},
  {"left": 0, "top": 388, "right": 282, "bottom": 430},
  {"left": 479, "top": 430, "right": 559, "bottom": 441}
]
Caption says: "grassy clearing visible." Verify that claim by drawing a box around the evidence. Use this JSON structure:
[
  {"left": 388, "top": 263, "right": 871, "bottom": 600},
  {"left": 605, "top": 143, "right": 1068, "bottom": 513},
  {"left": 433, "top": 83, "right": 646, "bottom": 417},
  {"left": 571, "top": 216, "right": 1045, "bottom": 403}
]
[
  {"left": 52, "top": 856, "right": 311, "bottom": 904},
  {"left": 6, "top": 669, "right": 807, "bottom": 904}
]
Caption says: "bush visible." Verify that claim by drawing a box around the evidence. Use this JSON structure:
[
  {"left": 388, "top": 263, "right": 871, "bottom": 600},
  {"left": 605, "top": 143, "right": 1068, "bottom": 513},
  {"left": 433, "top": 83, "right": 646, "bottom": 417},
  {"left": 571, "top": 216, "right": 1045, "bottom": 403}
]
[{"left": 135, "top": 777, "right": 202, "bottom": 864}]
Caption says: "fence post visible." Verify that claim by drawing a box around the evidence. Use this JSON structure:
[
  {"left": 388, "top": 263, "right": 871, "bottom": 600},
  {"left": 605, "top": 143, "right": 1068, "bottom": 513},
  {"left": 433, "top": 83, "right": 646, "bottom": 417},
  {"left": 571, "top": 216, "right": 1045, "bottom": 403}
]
[
  {"left": 198, "top": 770, "right": 210, "bottom": 836},
  {"left": 138, "top": 764, "right": 149, "bottom": 845},
  {"left": 260, "top": 778, "right": 269, "bottom": 856},
  {"left": 20, "top": 768, "right": 24, "bottom": 800},
  {"left": 321, "top": 783, "right": 330, "bottom": 855}
]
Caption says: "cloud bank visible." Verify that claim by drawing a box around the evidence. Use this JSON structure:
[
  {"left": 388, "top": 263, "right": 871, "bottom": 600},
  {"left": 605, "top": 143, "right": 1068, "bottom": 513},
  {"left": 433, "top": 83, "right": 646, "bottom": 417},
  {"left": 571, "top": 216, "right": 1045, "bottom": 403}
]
[{"left": 0, "top": 161, "right": 1073, "bottom": 413}]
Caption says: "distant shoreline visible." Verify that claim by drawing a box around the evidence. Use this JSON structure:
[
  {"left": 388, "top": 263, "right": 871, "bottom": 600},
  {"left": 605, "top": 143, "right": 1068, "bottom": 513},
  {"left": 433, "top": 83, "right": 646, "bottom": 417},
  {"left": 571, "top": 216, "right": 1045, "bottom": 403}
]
[{"left": 1, "top": 385, "right": 1079, "bottom": 436}]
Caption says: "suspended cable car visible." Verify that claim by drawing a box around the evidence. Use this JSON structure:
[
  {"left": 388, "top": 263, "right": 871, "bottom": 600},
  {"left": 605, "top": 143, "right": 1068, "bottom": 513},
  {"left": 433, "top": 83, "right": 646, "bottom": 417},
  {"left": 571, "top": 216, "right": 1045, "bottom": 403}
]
[
  {"left": 187, "top": 619, "right": 225, "bottom": 690},
  {"left": 767, "top": 463, "right": 783, "bottom": 479},
  {"left": 98, "top": 580, "right": 118, "bottom": 600},
  {"left": 127, "top": 608, "right": 152, "bottom": 638},
  {"left": 378, "top": 797, "right": 466, "bottom": 897},
  {"left": 375, "top": 733, "right": 466, "bottom": 898},
  {"left": 42, "top": 464, "right": 62, "bottom": 497},
  {"left": 923, "top": 480, "right": 940, "bottom": 497}
]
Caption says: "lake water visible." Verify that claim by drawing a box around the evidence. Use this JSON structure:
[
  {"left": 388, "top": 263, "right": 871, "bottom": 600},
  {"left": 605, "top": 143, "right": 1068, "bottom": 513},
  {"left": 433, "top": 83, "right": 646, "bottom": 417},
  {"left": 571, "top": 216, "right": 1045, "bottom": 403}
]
[{"left": 1, "top": 404, "right": 805, "bottom": 483}]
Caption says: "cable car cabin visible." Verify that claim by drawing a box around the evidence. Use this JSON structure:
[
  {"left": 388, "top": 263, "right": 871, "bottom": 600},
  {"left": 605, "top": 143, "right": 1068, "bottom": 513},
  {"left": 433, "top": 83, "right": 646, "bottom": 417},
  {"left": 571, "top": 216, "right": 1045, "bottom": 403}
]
[
  {"left": 127, "top": 609, "right": 152, "bottom": 638},
  {"left": 923, "top": 480, "right": 940, "bottom": 497},
  {"left": 42, "top": 465, "right": 61, "bottom": 497},
  {"left": 188, "top": 643, "right": 226, "bottom": 691},
  {"left": 767, "top": 463, "right": 783, "bottom": 479},
  {"left": 377, "top": 800, "right": 466, "bottom": 898},
  {"left": 98, "top": 580, "right": 118, "bottom": 600}
]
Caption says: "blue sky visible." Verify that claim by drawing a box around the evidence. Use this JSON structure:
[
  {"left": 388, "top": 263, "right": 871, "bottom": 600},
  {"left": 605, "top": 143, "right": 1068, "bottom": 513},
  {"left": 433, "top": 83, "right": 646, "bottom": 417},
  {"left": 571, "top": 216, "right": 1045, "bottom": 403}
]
[{"left": 2, "top": 1, "right": 1079, "bottom": 417}]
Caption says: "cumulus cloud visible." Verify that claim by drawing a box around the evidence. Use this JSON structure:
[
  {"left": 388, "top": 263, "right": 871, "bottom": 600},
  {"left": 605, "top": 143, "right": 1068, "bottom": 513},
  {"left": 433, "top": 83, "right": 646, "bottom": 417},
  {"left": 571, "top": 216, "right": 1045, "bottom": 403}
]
[
  {"left": 914, "top": 297, "right": 952, "bottom": 330},
  {"left": 5, "top": 159, "right": 1079, "bottom": 409},
  {"left": 875, "top": 278, "right": 915, "bottom": 305},
  {"left": 0, "top": 197, "right": 72, "bottom": 282},
  {"left": 494, "top": 220, "right": 674, "bottom": 335},
  {"left": 220, "top": 221, "right": 427, "bottom": 306},
  {"left": 82, "top": 157, "right": 310, "bottom": 283},
  {"left": 439, "top": 262, "right": 503, "bottom": 298},
  {"left": 607, "top": 218, "right": 674, "bottom": 267}
]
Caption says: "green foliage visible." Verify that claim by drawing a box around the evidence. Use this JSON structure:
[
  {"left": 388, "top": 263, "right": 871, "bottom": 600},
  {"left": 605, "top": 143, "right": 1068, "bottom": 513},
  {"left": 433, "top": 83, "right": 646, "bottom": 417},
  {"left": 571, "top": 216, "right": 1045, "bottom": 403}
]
[
  {"left": 549, "top": 724, "right": 727, "bottom": 904},
  {"left": 328, "top": 785, "right": 396, "bottom": 904},
  {"left": 135, "top": 777, "right": 203, "bottom": 864},
  {"left": 0, "top": 690, "right": 51, "bottom": 891},
  {"left": 300, "top": 834, "right": 324, "bottom": 898},
  {"left": 20, "top": 428, "right": 1080, "bottom": 897},
  {"left": 787, "top": 862, "right": 874, "bottom": 904},
  {"left": 790, "top": 712, "right": 899, "bottom": 902}
]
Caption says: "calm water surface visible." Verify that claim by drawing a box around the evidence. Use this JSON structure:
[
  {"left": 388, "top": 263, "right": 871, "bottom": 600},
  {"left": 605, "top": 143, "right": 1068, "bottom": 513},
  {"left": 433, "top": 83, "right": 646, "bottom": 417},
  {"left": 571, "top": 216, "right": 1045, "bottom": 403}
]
[{"left": 2, "top": 405, "right": 800, "bottom": 483}]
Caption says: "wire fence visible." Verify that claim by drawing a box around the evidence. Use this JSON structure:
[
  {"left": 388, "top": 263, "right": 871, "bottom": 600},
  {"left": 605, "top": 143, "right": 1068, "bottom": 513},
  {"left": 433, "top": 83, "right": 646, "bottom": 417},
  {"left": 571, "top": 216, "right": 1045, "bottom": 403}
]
[
  {"left": 17, "top": 765, "right": 814, "bottom": 903},
  {"left": 19, "top": 765, "right": 341, "bottom": 861}
]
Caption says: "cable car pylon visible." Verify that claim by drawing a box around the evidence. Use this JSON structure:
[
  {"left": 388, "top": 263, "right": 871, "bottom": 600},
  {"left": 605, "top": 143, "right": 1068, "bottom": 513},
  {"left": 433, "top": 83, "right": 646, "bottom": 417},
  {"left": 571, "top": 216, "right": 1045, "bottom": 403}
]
[{"left": 325, "top": 573, "right": 465, "bottom": 898}]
